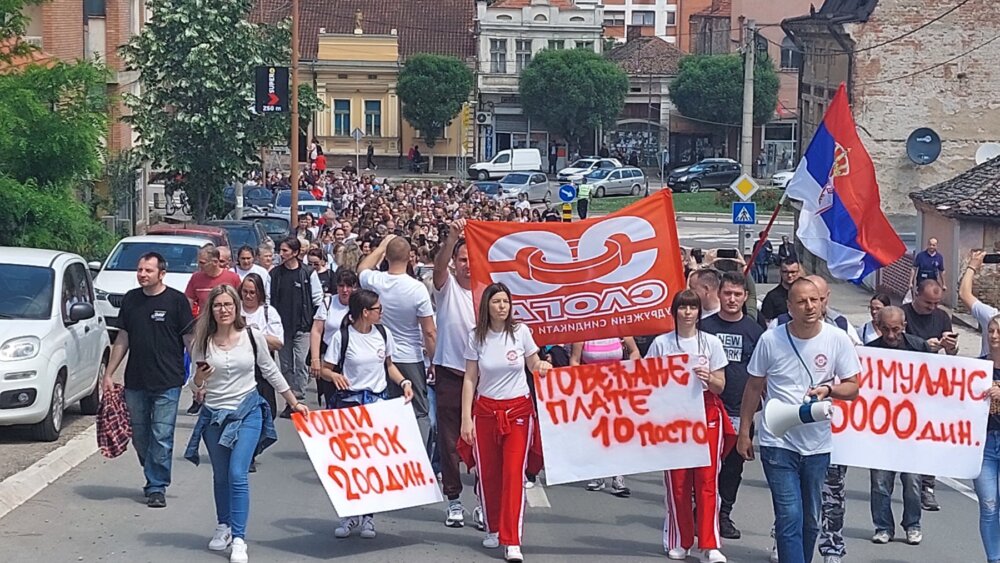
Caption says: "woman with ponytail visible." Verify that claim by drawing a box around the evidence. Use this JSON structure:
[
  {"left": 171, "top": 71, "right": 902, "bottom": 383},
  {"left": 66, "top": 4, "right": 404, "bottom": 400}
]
[{"left": 319, "top": 288, "right": 413, "bottom": 540}]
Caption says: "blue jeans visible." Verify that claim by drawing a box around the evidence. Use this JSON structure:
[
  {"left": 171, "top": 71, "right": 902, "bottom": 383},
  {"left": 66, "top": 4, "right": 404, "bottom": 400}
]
[
  {"left": 124, "top": 387, "right": 181, "bottom": 496},
  {"left": 870, "top": 469, "right": 921, "bottom": 534},
  {"left": 761, "top": 446, "right": 830, "bottom": 563},
  {"left": 428, "top": 385, "right": 441, "bottom": 475},
  {"left": 974, "top": 430, "right": 1000, "bottom": 562},
  {"left": 203, "top": 405, "right": 262, "bottom": 540}
]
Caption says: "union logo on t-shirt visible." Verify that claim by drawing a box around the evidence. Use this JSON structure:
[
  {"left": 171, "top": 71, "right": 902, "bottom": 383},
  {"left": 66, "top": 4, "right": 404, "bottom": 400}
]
[
  {"left": 814, "top": 354, "right": 828, "bottom": 369},
  {"left": 506, "top": 350, "right": 518, "bottom": 364}
]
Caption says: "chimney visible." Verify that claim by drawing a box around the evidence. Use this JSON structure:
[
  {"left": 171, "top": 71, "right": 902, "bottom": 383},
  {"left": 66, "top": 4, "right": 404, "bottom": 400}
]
[{"left": 626, "top": 25, "right": 640, "bottom": 42}]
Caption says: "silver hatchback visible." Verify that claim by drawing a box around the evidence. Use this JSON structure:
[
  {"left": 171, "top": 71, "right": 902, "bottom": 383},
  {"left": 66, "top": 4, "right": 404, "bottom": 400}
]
[{"left": 585, "top": 167, "right": 646, "bottom": 197}]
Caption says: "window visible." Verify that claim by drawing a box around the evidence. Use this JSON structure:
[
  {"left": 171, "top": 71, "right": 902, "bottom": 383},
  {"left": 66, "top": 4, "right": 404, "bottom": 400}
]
[
  {"left": 665, "top": 11, "right": 677, "bottom": 26},
  {"left": 494, "top": 153, "right": 510, "bottom": 164},
  {"left": 533, "top": 14, "right": 547, "bottom": 22},
  {"left": 333, "top": 99, "right": 350, "bottom": 136},
  {"left": 84, "top": 0, "right": 105, "bottom": 17},
  {"left": 62, "top": 263, "right": 93, "bottom": 322},
  {"left": 631, "top": 11, "right": 655, "bottom": 26},
  {"left": 576, "top": 40, "right": 594, "bottom": 51},
  {"left": 490, "top": 38, "right": 507, "bottom": 73},
  {"left": 364, "top": 100, "right": 381, "bottom": 137},
  {"left": 780, "top": 37, "right": 802, "bottom": 71},
  {"left": 603, "top": 13, "right": 625, "bottom": 26},
  {"left": 548, "top": 40, "right": 565, "bottom": 50},
  {"left": 516, "top": 39, "right": 532, "bottom": 72}
]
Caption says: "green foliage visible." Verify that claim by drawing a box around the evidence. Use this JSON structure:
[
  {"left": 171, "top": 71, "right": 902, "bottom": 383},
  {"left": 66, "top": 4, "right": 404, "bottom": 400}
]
[
  {"left": 0, "top": 178, "right": 116, "bottom": 260},
  {"left": 715, "top": 187, "right": 784, "bottom": 210},
  {"left": 519, "top": 49, "right": 628, "bottom": 147},
  {"left": 669, "top": 54, "right": 780, "bottom": 127},
  {"left": 120, "top": 0, "right": 323, "bottom": 223},
  {"left": 398, "top": 54, "right": 473, "bottom": 148},
  {"left": 0, "top": 62, "right": 109, "bottom": 188},
  {"left": 0, "top": 0, "right": 40, "bottom": 60}
]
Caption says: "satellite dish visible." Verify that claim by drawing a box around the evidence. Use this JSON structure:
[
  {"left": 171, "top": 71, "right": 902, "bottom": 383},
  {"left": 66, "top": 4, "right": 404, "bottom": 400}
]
[
  {"left": 906, "top": 128, "right": 941, "bottom": 165},
  {"left": 975, "top": 143, "right": 1000, "bottom": 165}
]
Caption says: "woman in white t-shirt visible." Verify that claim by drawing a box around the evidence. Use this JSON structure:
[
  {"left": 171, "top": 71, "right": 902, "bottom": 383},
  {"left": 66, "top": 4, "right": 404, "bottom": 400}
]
[
  {"left": 309, "top": 269, "right": 357, "bottom": 405},
  {"left": 858, "top": 293, "right": 891, "bottom": 344},
  {"left": 646, "top": 289, "right": 730, "bottom": 563},
  {"left": 233, "top": 245, "right": 271, "bottom": 300},
  {"left": 319, "top": 288, "right": 413, "bottom": 541},
  {"left": 461, "top": 283, "right": 552, "bottom": 563},
  {"left": 239, "top": 273, "right": 284, "bottom": 464}
]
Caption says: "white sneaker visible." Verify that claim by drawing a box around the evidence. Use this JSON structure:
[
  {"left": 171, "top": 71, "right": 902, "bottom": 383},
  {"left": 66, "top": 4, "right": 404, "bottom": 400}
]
[
  {"left": 769, "top": 544, "right": 779, "bottom": 563},
  {"left": 334, "top": 517, "right": 359, "bottom": 538},
  {"left": 702, "top": 549, "right": 727, "bottom": 563},
  {"left": 585, "top": 479, "right": 606, "bottom": 491},
  {"left": 524, "top": 479, "right": 536, "bottom": 489},
  {"left": 906, "top": 528, "right": 923, "bottom": 545},
  {"left": 445, "top": 500, "right": 465, "bottom": 528},
  {"left": 360, "top": 516, "right": 376, "bottom": 539},
  {"left": 872, "top": 530, "right": 891, "bottom": 544},
  {"left": 473, "top": 506, "right": 486, "bottom": 531},
  {"left": 208, "top": 524, "right": 232, "bottom": 551},
  {"left": 667, "top": 547, "right": 689, "bottom": 560},
  {"left": 504, "top": 545, "right": 524, "bottom": 562},
  {"left": 229, "top": 538, "right": 248, "bottom": 563},
  {"left": 482, "top": 532, "right": 500, "bottom": 549}
]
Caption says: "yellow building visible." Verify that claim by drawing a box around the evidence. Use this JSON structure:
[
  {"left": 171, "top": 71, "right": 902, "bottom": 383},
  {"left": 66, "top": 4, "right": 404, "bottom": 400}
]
[{"left": 306, "top": 31, "right": 472, "bottom": 171}]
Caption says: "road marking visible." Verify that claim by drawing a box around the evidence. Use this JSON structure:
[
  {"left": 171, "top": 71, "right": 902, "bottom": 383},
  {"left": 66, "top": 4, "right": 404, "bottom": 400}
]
[
  {"left": 0, "top": 424, "right": 97, "bottom": 521},
  {"left": 525, "top": 483, "right": 551, "bottom": 508},
  {"left": 939, "top": 476, "right": 979, "bottom": 503}
]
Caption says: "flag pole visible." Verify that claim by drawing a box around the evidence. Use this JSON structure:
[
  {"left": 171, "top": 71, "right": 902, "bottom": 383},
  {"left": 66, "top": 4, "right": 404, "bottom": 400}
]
[{"left": 743, "top": 193, "right": 788, "bottom": 277}]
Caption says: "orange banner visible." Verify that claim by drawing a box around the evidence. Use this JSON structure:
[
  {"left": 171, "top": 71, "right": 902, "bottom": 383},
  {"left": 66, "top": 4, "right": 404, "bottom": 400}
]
[{"left": 466, "top": 191, "right": 686, "bottom": 346}]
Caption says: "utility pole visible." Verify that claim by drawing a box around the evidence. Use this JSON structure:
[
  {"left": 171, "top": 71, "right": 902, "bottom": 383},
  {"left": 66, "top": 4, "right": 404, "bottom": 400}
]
[
  {"left": 289, "top": 0, "right": 300, "bottom": 225},
  {"left": 738, "top": 19, "right": 756, "bottom": 256}
]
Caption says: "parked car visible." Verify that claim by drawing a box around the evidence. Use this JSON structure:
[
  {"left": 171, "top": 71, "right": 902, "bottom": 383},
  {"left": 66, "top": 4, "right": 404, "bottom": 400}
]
[
  {"left": 464, "top": 181, "right": 503, "bottom": 200},
  {"left": 498, "top": 172, "right": 552, "bottom": 203},
  {"left": 771, "top": 169, "right": 795, "bottom": 189},
  {"left": 146, "top": 223, "right": 229, "bottom": 248},
  {"left": 0, "top": 248, "right": 111, "bottom": 441},
  {"left": 271, "top": 189, "right": 316, "bottom": 217},
  {"left": 557, "top": 157, "right": 623, "bottom": 182},
  {"left": 467, "top": 148, "right": 543, "bottom": 180},
  {"left": 223, "top": 185, "right": 273, "bottom": 211},
  {"left": 205, "top": 220, "right": 272, "bottom": 253},
  {"left": 585, "top": 167, "right": 646, "bottom": 198},
  {"left": 91, "top": 235, "right": 210, "bottom": 337},
  {"left": 667, "top": 158, "right": 741, "bottom": 192},
  {"left": 297, "top": 200, "right": 333, "bottom": 221},
  {"left": 241, "top": 212, "right": 290, "bottom": 243}
]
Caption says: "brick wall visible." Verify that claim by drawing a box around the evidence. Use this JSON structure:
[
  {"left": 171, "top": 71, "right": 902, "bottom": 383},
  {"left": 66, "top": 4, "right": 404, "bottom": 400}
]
[
  {"left": 42, "top": 0, "right": 85, "bottom": 61},
  {"left": 849, "top": 0, "right": 1000, "bottom": 216},
  {"left": 970, "top": 265, "right": 1000, "bottom": 314}
]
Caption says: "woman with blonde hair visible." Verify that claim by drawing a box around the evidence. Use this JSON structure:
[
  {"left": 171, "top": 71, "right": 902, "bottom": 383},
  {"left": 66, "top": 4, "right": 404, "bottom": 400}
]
[
  {"left": 338, "top": 241, "right": 362, "bottom": 273},
  {"left": 185, "top": 285, "right": 308, "bottom": 563}
]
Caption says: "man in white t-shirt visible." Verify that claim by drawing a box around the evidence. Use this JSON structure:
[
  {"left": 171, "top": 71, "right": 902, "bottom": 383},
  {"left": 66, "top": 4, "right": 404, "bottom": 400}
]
[
  {"left": 358, "top": 235, "right": 437, "bottom": 442},
  {"left": 431, "top": 219, "right": 477, "bottom": 528},
  {"left": 737, "top": 278, "right": 860, "bottom": 563},
  {"left": 690, "top": 269, "right": 722, "bottom": 318},
  {"left": 960, "top": 249, "right": 998, "bottom": 357}
]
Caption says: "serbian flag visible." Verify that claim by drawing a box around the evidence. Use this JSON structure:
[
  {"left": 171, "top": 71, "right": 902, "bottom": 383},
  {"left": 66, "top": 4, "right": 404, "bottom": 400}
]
[
  {"left": 786, "top": 83, "right": 905, "bottom": 282},
  {"left": 465, "top": 190, "right": 686, "bottom": 346}
]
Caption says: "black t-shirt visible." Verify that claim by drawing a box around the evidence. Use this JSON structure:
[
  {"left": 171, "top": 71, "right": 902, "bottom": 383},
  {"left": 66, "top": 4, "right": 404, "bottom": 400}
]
[
  {"left": 990, "top": 366, "right": 1000, "bottom": 432},
  {"left": 759, "top": 284, "right": 789, "bottom": 325},
  {"left": 120, "top": 287, "right": 194, "bottom": 391},
  {"left": 316, "top": 269, "right": 334, "bottom": 295},
  {"left": 700, "top": 313, "right": 764, "bottom": 416},
  {"left": 902, "top": 303, "right": 952, "bottom": 341}
]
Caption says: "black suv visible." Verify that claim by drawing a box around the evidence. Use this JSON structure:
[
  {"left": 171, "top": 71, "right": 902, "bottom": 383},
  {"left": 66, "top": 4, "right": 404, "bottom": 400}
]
[{"left": 667, "top": 158, "right": 742, "bottom": 193}]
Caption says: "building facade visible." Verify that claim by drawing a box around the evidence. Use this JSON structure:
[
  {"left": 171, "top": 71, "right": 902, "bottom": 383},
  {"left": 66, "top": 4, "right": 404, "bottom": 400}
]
[
  {"left": 602, "top": 0, "right": 687, "bottom": 46},
  {"left": 783, "top": 0, "right": 1000, "bottom": 219},
  {"left": 475, "top": 0, "right": 603, "bottom": 163}
]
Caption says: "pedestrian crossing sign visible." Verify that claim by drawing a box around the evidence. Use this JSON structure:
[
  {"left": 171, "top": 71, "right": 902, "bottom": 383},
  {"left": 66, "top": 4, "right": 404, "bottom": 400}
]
[{"left": 732, "top": 202, "right": 756, "bottom": 225}]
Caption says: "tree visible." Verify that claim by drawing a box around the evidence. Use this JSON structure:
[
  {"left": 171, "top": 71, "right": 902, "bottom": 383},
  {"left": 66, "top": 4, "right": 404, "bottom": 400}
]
[
  {"left": 120, "top": 0, "right": 322, "bottom": 223},
  {"left": 668, "top": 53, "right": 780, "bottom": 127},
  {"left": 519, "top": 49, "right": 628, "bottom": 149},
  {"left": 398, "top": 54, "right": 473, "bottom": 148}
]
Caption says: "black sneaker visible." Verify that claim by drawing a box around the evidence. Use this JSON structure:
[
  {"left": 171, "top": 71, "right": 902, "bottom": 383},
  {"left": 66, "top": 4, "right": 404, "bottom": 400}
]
[
  {"left": 186, "top": 400, "right": 202, "bottom": 415},
  {"left": 720, "top": 514, "right": 741, "bottom": 539},
  {"left": 921, "top": 488, "right": 940, "bottom": 511},
  {"left": 147, "top": 492, "right": 167, "bottom": 508},
  {"left": 279, "top": 405, "right": 293, "bottom": 419}
]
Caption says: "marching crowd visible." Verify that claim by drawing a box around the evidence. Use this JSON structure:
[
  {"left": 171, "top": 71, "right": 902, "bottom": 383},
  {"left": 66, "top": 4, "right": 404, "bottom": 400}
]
[{"left": 98, "top": 163, "right": 1000, "bottom": 563}]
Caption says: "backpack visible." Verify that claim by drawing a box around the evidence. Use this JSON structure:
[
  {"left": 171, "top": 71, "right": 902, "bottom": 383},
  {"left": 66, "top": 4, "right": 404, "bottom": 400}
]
[{"left": 332, "top": 322, "right": 388, "bottom": 374}]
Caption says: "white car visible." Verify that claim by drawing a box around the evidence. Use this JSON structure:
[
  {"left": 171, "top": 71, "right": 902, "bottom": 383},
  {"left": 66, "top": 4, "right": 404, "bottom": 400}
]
[
  {"left": 0, "top": 248, "right": 111, "bottom": 441},
  {"left": 771, "top": 169, "right": 795, "bottom": 189},
  {"left": 298, "top": 199, "right": 332, "bottom": 220},
  {"left": 91, "top": 235, "right": 210, "bottom": 337},
  {"left": 557, "top": 157, "right": 623, "bottom": 182}
]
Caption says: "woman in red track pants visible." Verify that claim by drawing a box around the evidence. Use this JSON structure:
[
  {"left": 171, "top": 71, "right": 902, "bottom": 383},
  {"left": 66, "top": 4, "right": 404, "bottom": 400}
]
[
  {"left": 646, "top": 289, "right": 732, "bottom": 563},
  {"left": 461, "top": 282, "right": 551, "bottom": 563}
]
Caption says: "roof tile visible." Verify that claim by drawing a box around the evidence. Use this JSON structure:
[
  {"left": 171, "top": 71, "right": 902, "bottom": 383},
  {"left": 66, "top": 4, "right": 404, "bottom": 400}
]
[
  {"left": 607, "top": 36, "right": 684, "bottom": 76},
  {"left": 909, "top": 156, "right": 1000, "bottom": 218}
]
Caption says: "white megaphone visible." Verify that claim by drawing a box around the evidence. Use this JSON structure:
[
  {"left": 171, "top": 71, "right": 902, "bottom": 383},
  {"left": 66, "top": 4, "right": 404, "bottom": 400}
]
[{"left": 763, "top": 398, "right": 834, "bottom": 437}]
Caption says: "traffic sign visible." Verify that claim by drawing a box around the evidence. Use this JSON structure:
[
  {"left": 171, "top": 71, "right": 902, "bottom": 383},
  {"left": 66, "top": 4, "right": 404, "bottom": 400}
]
[
  {"left": 729, "top": 173, "right": 761, "bottom": 201},
  {"left": 351, "top": 128, "right": 365, "bottom": 142},
  {"left": 732, "top": 202, "right": 757, "bottom": 225},
  {"left": 558, "top": 184, "right": 576, "bottom": 203}
]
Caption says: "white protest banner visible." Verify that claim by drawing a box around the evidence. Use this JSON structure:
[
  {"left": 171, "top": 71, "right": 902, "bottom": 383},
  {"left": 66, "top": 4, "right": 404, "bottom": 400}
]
[
  {"left": 292, "top": 398, "right": 443, "bottom": 517},
  {"left": 831, "top": 347, "right": 992, "bottom": 479},
  {"left": 534, "top": 354, "right": 710, "bottom": 485}
]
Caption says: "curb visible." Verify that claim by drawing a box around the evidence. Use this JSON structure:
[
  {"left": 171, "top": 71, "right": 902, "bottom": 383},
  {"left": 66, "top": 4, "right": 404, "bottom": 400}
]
[
  {"left": 0, "top": 424, "right": 97, "bottom": 521},
  {"left": 676, "top": 213, "right": 794, "bottom": 227}
]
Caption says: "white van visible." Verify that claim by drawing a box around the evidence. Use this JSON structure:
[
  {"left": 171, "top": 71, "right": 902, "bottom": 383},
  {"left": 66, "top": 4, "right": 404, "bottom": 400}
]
[{"left": 468, "top": 148, "right": 543, "bottom": 180}]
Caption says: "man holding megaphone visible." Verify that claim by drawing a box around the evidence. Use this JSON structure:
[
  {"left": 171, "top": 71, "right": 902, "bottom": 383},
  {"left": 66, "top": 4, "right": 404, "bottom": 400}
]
[{"left": 736, "top": 278, "right": 861, "bottom": 563}]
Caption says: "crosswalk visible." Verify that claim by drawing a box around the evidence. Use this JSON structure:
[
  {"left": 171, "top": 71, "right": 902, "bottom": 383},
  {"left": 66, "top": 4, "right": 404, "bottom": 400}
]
[{"left": 678, "top": 226, "right": 792, "bottom": 250}]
